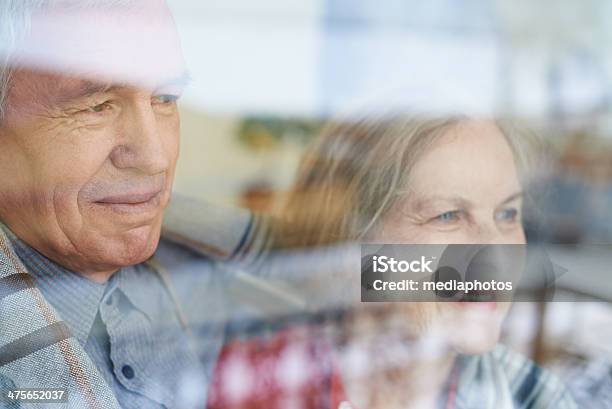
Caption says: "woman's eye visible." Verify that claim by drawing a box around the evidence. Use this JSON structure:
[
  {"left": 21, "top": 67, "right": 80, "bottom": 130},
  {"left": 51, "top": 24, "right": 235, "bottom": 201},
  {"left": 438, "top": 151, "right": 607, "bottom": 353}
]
[
  {"left": 495, "top": 208, "right": 519, "bottom": 222},
  {"left": 432, "top": 210, "right": 461, "bottom": 223}
]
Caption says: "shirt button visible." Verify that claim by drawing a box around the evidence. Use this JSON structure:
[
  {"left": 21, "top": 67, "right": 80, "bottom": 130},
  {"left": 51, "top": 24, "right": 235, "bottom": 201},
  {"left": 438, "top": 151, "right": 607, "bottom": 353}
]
[
  {"left": 105, "top": 296, "right": 113, "bottom": 306},
  {"left": 121, "top": 365, "right": 135, "bottom": 379}
]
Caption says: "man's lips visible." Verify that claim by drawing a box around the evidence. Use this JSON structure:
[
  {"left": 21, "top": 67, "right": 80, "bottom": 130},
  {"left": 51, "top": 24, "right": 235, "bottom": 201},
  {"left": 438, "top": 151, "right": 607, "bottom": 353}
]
[
  {"left": 95, "top": 190, "right": 162, "bottom": 205},
  {"left": 91, "top": 189, "right": 164, "bottom": 217}
]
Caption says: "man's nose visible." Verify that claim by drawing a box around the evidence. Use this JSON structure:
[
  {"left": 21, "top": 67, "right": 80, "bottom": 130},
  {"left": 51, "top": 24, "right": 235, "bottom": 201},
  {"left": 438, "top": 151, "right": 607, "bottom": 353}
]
[{"left": 110, "top": 100, "right": 170, "bottom": 175}]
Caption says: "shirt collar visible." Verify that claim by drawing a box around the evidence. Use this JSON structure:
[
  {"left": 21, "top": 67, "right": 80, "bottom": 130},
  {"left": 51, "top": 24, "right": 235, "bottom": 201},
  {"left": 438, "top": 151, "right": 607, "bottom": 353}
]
[
  {"left": 2, "top": 225, "right": 106, "bottom": 347},
  {"left": 111, "top": 262, "right": 165, "bottom": 324},
  {"left": 2, "top": 225, "right": 164, "bottom": 344}
]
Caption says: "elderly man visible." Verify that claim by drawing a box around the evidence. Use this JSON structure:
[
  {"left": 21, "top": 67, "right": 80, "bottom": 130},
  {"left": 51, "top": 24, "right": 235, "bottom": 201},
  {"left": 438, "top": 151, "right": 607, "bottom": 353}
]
[{"left": 0, "top": 1, "right": 277, "bottom": 408}]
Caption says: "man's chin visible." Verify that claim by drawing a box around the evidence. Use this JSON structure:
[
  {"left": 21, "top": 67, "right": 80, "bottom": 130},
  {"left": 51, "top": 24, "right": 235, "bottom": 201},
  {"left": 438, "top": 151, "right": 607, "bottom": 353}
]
[
  {"left": 90, "top": 224, "right": 162, "bottom": 271},
  {"left": 119, "top": 225, "right": 161, "bottom": 261}
]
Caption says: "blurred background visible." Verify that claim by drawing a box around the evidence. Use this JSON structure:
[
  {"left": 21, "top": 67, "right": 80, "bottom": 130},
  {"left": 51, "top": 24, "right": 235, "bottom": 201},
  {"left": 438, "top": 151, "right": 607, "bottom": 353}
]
[{"left": 167, "top": 0, "right": 612, "bottom": 407}]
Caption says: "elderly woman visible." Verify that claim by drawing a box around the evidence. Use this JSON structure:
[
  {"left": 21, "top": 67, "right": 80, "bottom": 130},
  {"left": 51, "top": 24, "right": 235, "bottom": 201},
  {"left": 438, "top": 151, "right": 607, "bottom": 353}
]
[{"left": 207, "top": 113, "right": 576, "bottom": 409}]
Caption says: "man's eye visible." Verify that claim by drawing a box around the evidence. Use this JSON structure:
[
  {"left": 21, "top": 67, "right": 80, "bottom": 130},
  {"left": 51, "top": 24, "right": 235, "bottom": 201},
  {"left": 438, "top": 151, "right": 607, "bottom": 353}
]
[
  {"left": 84, "top": 102, "right": 113, "bottom": 113},
  {"left": 152, "top": 94, "right": 180, "bottom": 104},
  {"left": 495, "top": 208, "right": 519, "bottom": 222}
]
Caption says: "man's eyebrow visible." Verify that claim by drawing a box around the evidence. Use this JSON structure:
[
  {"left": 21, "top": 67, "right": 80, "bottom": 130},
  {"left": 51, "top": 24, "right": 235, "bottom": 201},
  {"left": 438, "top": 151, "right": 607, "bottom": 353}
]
[
  {"left": 52, "top": 79, "right": 117, "bottom": 106},
  {"left": 77, "top": 81, "right": 114, "bottom": 97},
  {"left": 59, "top": 72, "right": 192, "bottom": 103},
  {"left": 65, "top": 72, "right": 192, "bottom": 99}
]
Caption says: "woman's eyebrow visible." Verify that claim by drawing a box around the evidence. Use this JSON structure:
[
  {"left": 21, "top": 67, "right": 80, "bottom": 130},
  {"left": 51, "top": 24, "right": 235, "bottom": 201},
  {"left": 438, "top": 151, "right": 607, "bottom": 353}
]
[
  {"left": 411, "top": 195, "right": 473, "bottom": 212},
  {"left": 499, "top": 192, "right": 524, "bottom": 205}
]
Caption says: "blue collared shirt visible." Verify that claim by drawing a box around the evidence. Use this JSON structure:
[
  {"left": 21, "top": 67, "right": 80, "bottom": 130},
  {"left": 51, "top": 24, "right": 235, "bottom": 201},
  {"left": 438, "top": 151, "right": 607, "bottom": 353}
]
[{"left": 5, "top": 228, "right": 209, "bottom": 409}]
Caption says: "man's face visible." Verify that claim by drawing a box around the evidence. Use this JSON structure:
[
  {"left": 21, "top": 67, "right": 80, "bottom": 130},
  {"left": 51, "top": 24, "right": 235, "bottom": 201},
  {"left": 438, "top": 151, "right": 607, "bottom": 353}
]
[{"left": 0, "top": 1, "right": 186, "bottom": 280}]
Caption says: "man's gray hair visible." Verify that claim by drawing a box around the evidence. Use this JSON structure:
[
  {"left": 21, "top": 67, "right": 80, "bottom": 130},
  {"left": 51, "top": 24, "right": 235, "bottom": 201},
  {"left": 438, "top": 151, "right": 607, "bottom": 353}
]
[
  {"left": 0, "top": 0, "right": 137, "bottom": 121},
  {"left": 0, "top": 1, "right": 43, "bottom": 120}
]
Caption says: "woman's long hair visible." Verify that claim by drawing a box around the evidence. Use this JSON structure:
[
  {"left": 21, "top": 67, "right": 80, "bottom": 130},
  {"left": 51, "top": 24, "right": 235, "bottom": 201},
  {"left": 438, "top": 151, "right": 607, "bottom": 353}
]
[{"left": 274, "top": 113, "right": 541, "bottom": 249}]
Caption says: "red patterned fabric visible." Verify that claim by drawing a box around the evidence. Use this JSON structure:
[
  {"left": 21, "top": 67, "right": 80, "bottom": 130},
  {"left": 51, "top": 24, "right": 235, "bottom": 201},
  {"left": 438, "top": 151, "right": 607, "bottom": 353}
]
[{"left": 206, "top": 326, "right": 345, "bottom": 409}]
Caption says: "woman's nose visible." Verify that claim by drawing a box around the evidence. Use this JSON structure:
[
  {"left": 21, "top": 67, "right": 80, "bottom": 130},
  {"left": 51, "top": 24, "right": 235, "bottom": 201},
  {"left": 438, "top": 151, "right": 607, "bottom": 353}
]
[{"left": 468, "top": 218, "right": 525, "bottom": 245}]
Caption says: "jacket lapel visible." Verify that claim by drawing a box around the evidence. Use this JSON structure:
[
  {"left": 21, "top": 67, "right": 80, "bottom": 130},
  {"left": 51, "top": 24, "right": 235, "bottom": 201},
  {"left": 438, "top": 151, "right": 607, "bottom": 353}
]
[{"left": 0, "top": 227, "right": 120, "bottom": 409}]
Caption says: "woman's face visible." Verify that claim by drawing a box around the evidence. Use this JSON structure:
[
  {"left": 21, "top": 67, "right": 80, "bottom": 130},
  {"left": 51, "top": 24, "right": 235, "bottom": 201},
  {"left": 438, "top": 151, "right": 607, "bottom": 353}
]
[{"left": 376, "top": 120, "right": 526, "bottom": 354}]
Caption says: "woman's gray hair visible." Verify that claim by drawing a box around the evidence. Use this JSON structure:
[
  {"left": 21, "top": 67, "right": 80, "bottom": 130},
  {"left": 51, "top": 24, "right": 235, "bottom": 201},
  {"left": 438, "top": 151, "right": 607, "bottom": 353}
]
[{"left": 275, "top": 113, "right": 543, "bottom": 248}]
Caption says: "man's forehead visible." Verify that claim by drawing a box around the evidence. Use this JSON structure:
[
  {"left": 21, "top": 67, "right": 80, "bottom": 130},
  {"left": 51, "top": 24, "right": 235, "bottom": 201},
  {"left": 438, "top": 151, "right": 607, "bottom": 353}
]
[
  {"left": 12, "top": 0, "right": 185, "bottom": 91},
  {"left": 58, "top": 73, "right": 190, "bottom": 102},
  {"left": 6, "top": 68, "right": 190, "bottom": 113}
]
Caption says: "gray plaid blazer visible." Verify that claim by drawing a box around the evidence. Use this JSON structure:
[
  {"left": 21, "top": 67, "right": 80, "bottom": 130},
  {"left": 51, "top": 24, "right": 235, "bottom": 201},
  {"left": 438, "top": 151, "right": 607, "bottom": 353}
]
[{"left": 0, "top": 197, "right": 271, "bottom": 409}]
